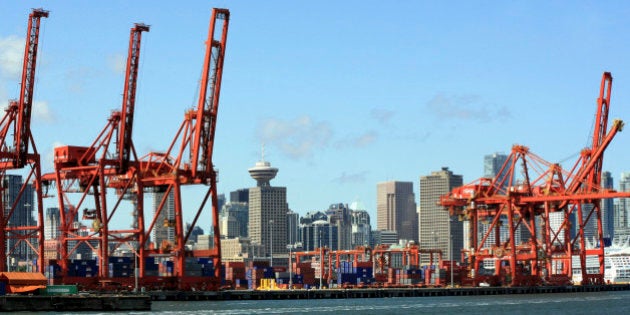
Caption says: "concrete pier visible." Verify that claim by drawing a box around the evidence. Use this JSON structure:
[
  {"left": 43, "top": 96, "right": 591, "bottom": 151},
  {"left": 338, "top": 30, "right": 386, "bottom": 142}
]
[
  {"left": 147, "top": 283, "right": 630, "bottom": 301},
  {"left": 0, "top": 295, "right": 151, "bottom": 312}
]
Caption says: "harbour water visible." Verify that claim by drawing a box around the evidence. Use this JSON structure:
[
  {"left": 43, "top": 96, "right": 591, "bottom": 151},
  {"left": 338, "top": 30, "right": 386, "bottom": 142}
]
[{"left": 145, "top": 290, "right": 630, "bottom": 314}]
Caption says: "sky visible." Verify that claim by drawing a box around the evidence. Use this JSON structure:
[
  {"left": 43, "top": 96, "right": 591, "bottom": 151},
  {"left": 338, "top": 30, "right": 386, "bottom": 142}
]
[{"left": 2, "top": 1, "right": 630, "bottom": 231}]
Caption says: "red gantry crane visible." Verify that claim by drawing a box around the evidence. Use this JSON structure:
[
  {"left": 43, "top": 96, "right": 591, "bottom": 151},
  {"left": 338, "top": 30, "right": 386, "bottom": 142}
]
[
  {"left": 43, "top": 23, "right": 149, "bottom": 286},
  {"left": 440, "top": 72, "right": 630, "bottom": 286},
  {"left": 136, "top": 8, "right": 229, "bottom": 290},
  {"left": 0, "top": 8, "right": 48, "bottom": 273}
]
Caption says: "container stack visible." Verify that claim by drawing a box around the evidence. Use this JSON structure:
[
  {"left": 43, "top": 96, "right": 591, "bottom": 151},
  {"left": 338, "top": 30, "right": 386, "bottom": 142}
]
[
  {"left": 224, "top": 262, "right": 246, "bottom": 288},
  {"left": 47, "top": 260, "right": 62, "bottom": 280},
  {"left": 108, "top": 257, "right": 133, "bottom": 278},
  {"left": 184, "top": 257, "right": 202, "bottom": 276},
  {"left": 387, "top": 268, "right": 397, "bottom": 285},
  {"left": 196, "top": 257, "right": 215, "bottom": 277},
  {"left": 354, "top": 261, "right": 374, "bottom": 285},
  {"left": 374, "top": 272, "right": 387, "bottom": 284},
  {"left": 275, "top": 271, "right": 290, "bottom": 286},
  {"left": 423, "top": 265, "right": 446, "bottom": 286},
  {"left": 159, "top": 260, "right": 174, "bottom": 276},
  {"left": 144, "top": 257, "right": 159, "bottom": 276},
  {"left": 337, "top": 261, "right": 357, "bottom": 286},
  {"left": 68, "top": 259, "right": 98, "bottom": 277},
  {"left": 293, "top": 262, "right": 315, "bottom": 287},
  {"left": 246, "top": 267, "right": 265, "bottom": 290},
  {"left": 398, "top": 267, "right": 423, "bottom": 286}
]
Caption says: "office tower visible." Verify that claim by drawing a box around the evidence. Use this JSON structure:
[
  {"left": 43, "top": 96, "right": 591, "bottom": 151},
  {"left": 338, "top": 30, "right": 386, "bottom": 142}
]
[
  {"left": 185, "top": 224, "right": 204, "bottom": 243},
  {"left": 151, "top": 189, "right": 175, "bottom": 249},
  {"left": 3, "top": 175, "right": 35, "bottom": 263},
  {"left": 218, "top": 194, "right": 226, "bottom": 216},
  {"left": 484, "top": 153, "right": 508, "bottom": 185},
  {"left": 287, "top": 210, "right": 300, "bottom": 246},
  {"left": 299, "top": 220, "right": 339, "bottom": 251},
  {"left": 220, "top": 202, "right": 249, "bottom": 238},
  {"left": 45, "top": 207, "right": 61, "bottom": 240},
  {"left": 220, "top": 214, "right": 239, "bottom": 239},
  {"left": 349, "top": 201, "right": 372, "bottom": 248},
  {"left": 326, "top": 203, "right": 353, "bottom": 250},
  {"left": 376, "top": 181, "right": 418, "bottom": 243},
  {"left": 601, "top": 171, "right": 614, "bottom": 240},
  {"left": 371, "top": 230, "right": 398, "bottom": 246},
  {"left": 615, "top": 173, "right": 630, "bottom": 238},
  {"left": 248, "top": 158, "right": 289, "bottom": 262},
  {"left": 230, "top": 189, "right": 250, "bottom": 203},
  {"left": 220, "top": 237, "right": 264, "bottom": 262},
  {"left": 300, "top": 211, "right": 328, "bottom": 225},
  {"left": 419, "top": 167, "right": 463, "bottom": 263}
]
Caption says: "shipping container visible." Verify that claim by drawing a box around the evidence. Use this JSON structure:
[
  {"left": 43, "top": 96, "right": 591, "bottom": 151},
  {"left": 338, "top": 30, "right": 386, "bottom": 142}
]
[{"left": 40, "top": 285, "right": 78, "bottom": 296}]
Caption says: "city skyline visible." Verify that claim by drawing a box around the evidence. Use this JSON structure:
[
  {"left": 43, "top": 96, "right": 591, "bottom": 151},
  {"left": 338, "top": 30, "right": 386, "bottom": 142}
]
[{"left": 2, "top": 2, "right": 630, "bottom": 229}]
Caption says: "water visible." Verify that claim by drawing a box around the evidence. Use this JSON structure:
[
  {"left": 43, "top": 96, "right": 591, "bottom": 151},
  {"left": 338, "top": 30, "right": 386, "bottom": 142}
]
[
  {"left": 140, "top": 290, "right": 630, "bottom": 314},
  {"left": 32, "top": 291, "right": 629, "bottom": 314}
]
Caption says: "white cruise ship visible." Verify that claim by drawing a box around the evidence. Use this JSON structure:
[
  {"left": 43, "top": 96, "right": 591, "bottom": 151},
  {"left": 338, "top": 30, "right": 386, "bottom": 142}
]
[{"left": 572, "top": 236, "right": 630, "bottom": 284}]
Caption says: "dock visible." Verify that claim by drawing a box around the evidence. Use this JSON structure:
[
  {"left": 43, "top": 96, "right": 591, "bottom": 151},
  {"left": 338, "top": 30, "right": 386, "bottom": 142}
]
[
  {"left": 0, "top": 294, "right": 151, "bottom": 312},
  {"left": 147, "top": 283, "right": 630, "bottom": 301}
]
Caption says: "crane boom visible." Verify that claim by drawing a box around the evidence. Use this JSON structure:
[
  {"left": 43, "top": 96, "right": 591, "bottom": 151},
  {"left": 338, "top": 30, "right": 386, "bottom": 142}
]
[
  {"left": 14, "top": 8, "right": 48, "bottom": 168},
  {"left": 586, "top": 72, "right": 612, "bottom": 190},
  {"left": 190, "top": 8, "right": 229, "bottom": 179},
  {"left": 566, "top": 72, "right": 614, "bottom": 194},
  {"left": 118, "top": 23, "right": 150, "bottom": 173}
]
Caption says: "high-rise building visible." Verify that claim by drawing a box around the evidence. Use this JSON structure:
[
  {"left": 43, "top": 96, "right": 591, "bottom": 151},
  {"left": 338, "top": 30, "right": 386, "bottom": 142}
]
[
  {"left": 300, "top": 220, "right": 338, "bottom": 251},
  {"left": 3, "top": 175, "right": 36, "bottom": 263},
  {"left": 602, "top": 171, "right": 614, "bottom": 240},
  {"left": 484, "top": 152, "right": 508, "bottom": 183},
  {"left": 376, "top": 181, "right": 418, "bottom": 243},
  {"left": 371, "top": 230, "right": 398, "bottom": 246},
  {"left": 300, "top": 211, "right": 328, "bottom": 225},
  {"left": 615, "top": 172, "right": 630, "bottom": 238},
  {"left": 287, "top": 210, "right": 300, "bottom": 246},
  {"left": 151, "top": 189, "right": 175, "bottom": 249},
  {"left": 248, "top": 158, "right": 289, "bottom": 263},
  {"left": 220, "top": 202, "right": 249, "bottom": 238},
  {"left": 326, "top": 203, "right": 353, "bottom": 250},
  {"left": 45, "top": 207, "right": 61, "bottom": 240},
  {"left": 230, "top": 189, "right": 250, "bottom": 203},
  {"left": 349, "top": 201, "right": 371, "bottom": 248},
  {"left": 419, "top": 167, "right": 463, "bottom": 263},
  {"left": 218, "top": 194, "right": 226, "bottom": 216},
  {"left": 185, "top": 224, "right": 204, "bottom": 244}
]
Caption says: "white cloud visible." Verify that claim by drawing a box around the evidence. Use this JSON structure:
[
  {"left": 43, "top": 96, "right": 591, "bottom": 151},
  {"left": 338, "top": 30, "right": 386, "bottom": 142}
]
[
  {"left": 0, "top": 85, "right": 7, "bottom": 106},
  {"left": 426, "top": 93, "right": 511, "bottom": 122},
  {"left": 333, "top": 171, "right": 369, "bottom": 184},
  {"left": 33, "top": 100, "right": 55, "bottom": 123},
  {"left": 64, "top": 66, "right": 95, "bottom": 94},
  {"left": 258, "top": 115, "right": 333, "bottom": 159},
  {"left": 0, "top": 35, "right": 23, "bottom": 79},
  {"left": 335, "top": 130, "right": 378, "bottom": 149},
  {"left": 370, "top": 108, "right": 395, "bottom": 124},
  {"left": 107, "top": 53, "right": 126, "bottom": 74}
]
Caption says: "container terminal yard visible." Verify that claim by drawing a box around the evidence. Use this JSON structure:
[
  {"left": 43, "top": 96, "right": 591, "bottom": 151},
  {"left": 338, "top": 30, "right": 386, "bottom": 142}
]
[{"left": 2, "top": 5, "right": 630, "bottom": 311}]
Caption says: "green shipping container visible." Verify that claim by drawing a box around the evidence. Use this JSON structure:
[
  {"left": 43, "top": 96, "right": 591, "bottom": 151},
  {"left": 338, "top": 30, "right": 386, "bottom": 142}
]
[{"left": 40, "top": 285, "right": 78, "bottom": 296}]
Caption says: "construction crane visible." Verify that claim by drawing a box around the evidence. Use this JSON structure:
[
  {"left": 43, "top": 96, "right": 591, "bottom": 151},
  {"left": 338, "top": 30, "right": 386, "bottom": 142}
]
[
  {"left": 439, "top": 72, "right": 630, "bottom": 286},
  {"left": 42, "top": 23, "right": 149, "bottom": 285},
  {"left": 0, "top": 8, "right": 48, "bottom": 273},
  {"left": 136, "top": 8, "right": 229, "bottom": 290}
]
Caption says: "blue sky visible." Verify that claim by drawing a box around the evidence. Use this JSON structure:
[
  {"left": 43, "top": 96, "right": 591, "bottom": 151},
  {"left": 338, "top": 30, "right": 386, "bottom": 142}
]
[{"left": 2, "top": 1, "right": 630, "bottom": 231}]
